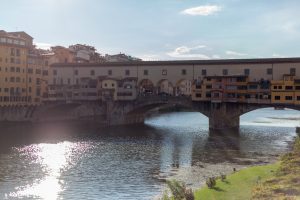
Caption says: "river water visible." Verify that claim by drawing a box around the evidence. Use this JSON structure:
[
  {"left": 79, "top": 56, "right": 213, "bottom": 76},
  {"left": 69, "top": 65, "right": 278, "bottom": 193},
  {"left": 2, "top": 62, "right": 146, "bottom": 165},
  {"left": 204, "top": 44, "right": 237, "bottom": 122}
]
[{"left": 0, "top": 108, "right": 299, "bottom": 200}]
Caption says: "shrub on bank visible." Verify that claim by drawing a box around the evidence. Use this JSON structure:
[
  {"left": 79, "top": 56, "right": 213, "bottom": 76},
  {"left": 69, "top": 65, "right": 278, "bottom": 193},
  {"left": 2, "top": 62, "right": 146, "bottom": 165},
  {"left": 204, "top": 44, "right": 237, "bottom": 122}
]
[{"left": 161, "top": 179, "right": 194, "bottom": 200}]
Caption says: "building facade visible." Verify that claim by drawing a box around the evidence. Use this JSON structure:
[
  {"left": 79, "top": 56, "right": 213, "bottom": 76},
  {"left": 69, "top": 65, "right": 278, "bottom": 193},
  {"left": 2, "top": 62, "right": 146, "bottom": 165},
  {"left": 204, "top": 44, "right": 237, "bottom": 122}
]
[
  {"left": 48, "top": 58, "right": 300, "bottom": 105},
  {"left": 0, "top": 30, "right": 50, "bottom": 106}
]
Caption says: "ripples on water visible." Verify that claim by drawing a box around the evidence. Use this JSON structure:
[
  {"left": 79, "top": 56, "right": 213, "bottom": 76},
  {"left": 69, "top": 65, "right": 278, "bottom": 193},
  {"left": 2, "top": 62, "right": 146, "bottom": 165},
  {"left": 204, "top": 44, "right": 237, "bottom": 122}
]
[{"left": 0, "top": 108, "right": 299, "bottom": 200}]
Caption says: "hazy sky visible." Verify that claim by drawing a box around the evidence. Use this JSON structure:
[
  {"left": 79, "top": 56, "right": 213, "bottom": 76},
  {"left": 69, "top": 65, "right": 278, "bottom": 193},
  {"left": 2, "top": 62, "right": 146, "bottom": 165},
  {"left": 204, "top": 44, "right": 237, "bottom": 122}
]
[{"left": 1, "top": 0, "right": 300, "bottom": 60}]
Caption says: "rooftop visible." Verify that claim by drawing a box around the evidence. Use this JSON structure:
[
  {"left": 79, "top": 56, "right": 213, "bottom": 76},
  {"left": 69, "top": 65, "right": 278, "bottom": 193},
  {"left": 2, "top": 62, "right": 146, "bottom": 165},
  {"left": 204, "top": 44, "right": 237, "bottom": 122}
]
[{"left": 51, "top": 57, "right": 300, "bottom": 67}]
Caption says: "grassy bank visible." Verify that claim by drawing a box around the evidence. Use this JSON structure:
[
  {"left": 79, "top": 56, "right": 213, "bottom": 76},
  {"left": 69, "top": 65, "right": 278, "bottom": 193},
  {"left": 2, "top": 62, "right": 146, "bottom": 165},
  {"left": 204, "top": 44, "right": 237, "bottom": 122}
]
[
  {"left": 194, "top": 136, "right": 300, "bottom": 200},
  {"left": 251, "top": 136, "right": 300, "bottom": 199},
  {"left": 194, "top": 163, "right": 279, "bottom": 200}
]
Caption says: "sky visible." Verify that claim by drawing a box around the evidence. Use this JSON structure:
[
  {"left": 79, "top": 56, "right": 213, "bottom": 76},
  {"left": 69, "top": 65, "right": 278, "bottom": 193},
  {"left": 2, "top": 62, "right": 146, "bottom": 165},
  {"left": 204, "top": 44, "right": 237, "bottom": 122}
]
[{"left": 1, "top": 0, "right": 300, "bottom": 60}]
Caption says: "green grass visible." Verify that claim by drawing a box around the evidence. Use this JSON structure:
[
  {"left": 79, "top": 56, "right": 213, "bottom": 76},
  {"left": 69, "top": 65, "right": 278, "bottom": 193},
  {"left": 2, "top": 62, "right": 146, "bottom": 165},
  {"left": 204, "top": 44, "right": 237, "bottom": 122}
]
[{"left": 194, "top": 163, "right": 279, "bottom": 200}]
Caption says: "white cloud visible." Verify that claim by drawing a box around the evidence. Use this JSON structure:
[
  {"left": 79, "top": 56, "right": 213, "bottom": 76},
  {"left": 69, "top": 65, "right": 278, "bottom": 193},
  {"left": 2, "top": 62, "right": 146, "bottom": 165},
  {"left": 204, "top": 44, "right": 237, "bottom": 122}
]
[
  {"left": 139, "top": 54, "right": 162, "bottom": 61},
  {"left": 272, "top": 53, "right": 286, "bottom": 58},
  {"left": 34, "top": 42, "right": 53, "bottom": 50},
  {"left": 181, "top": 5, "right": 222, "bottom": 16},
  {"left": 225, "top": 50, "right": 247, "bottom": 56},
  {"left": 167, "top": 45, "right": 211, "bottom": 59}
]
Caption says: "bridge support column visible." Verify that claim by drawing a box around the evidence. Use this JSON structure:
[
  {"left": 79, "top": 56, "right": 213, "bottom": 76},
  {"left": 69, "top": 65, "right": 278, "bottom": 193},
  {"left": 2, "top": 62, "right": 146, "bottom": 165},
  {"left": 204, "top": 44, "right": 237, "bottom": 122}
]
[{"left": 208, "top": 103, "right": 240, "bottom": 131}]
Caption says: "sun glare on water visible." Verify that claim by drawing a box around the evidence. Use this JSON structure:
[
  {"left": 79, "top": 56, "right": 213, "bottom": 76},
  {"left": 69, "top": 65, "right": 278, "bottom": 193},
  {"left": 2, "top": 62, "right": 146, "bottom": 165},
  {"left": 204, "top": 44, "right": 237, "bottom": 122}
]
[{"left": 8, "top": 141, "right": 88, "bottom": 200}]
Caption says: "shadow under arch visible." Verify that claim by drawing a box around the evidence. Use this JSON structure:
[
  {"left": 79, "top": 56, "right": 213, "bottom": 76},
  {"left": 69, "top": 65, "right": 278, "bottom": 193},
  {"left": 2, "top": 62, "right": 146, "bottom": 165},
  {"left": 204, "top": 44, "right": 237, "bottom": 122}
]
[
  {"left": 175, "top": 78, "right": 192, "bottom": 96},
  {"left": 138, "top": 79, "right": 154, "bottom": 94},
  {"left": 156, "top": 79, "right": 174, "bottom": 95}
]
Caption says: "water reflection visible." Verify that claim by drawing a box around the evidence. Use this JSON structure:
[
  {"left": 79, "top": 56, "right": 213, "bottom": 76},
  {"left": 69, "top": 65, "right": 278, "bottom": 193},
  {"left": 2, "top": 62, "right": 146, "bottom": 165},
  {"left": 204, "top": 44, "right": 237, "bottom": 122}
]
[
  {"left": 9, "top": 142, "right": 73, "bottom": 199},
  {"left": 0, "top": 109, "right": 299, "bottom": 199}
]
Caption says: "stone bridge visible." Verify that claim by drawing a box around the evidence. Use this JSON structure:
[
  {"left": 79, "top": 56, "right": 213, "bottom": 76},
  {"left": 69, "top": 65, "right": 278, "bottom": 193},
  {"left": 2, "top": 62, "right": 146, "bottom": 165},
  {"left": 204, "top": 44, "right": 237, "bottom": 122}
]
[
  {"left": 101, "top": 96, "right": 300, "bottom": 130},
  {"left": 1, "top": 97, "right": 300, "bottom": 130}
]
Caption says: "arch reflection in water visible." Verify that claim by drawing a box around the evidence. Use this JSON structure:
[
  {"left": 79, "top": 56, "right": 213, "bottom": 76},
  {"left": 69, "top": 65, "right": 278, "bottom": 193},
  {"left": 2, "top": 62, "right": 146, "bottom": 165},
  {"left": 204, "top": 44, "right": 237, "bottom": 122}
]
[{"left": 145, "top": 112, "right": 208, "bottom": 172}]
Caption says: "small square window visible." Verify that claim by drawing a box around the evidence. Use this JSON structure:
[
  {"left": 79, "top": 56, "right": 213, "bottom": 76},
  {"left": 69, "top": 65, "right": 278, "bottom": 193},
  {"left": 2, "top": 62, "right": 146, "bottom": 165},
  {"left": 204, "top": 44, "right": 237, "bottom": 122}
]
[
  {"left": 90, "top": 70, "right": 95, "bottom": 76},
  {"left": 202, "top": 69, "right": 206, "bottom": 76},
  {"left": 125, "top": 70, "right": 130, "bottom": 76},
  {"left": 244, "top": 69, "right": 250, "bottom": 75},
  {"left": 223, "top": 69, "right": 228, "bottom": 75},
  {"left": 144, "top": 70, "right": 148, "bottom": 75},
  {"left": 162, "top": 69, "right": 167, "bottom": 76},
  {"left": 182, "top": 69, "right": 187, "bottom": 75},
  {"left": 108, "top": 70, "right": 112, "bottom": 76},
  {"left": 290, "top": 68, "right": 296, "bottom": 75},
  {"left": 267, "top": 68, "right": 272, "bottom": 75}
]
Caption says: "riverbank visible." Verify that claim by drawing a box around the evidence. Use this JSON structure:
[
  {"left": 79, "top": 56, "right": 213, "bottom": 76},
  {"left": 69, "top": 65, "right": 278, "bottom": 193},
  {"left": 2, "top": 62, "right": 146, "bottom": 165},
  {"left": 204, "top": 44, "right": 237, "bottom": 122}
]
[{"left": 193, "top": 135, "right": 300, "bottom": 200}]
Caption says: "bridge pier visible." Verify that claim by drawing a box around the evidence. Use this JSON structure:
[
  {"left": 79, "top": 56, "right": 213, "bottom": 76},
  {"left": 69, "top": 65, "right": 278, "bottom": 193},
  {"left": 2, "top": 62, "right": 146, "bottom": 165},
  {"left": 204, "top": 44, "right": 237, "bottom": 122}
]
[{"left": 208, "top": 103, "right": 240, "bottom": 131}]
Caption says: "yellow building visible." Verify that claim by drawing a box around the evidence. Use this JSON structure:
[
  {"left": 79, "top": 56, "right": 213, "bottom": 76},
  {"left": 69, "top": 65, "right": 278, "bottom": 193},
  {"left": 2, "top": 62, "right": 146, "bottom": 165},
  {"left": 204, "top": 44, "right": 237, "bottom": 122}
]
[
  {"left": 271, "top": 74, "right": 300, "bottom": 105},
  {"left": 0, "top": 30, "right": 49, "bottom": 106}
]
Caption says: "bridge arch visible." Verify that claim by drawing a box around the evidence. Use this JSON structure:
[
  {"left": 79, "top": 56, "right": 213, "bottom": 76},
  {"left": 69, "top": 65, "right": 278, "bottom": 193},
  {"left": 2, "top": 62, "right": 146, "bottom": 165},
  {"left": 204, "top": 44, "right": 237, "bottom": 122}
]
[
  {"left": 157, "top": 79, "right": 174, "bottom": 95},
  {"left": 138, "top": 79, "right": 154, "bottom": 95},
  {"left": 175, "top": 79, "right": 192, "bottom": 96},
  {"left": 234, "top": 104, "right": 300, "bottom": 119}
]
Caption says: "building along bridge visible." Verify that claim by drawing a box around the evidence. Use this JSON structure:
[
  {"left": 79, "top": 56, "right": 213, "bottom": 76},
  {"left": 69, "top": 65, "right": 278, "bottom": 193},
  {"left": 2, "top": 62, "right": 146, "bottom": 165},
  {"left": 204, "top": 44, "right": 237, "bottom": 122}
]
[{"left": 2, "top": 58, "right": 300, "bottom": 130}]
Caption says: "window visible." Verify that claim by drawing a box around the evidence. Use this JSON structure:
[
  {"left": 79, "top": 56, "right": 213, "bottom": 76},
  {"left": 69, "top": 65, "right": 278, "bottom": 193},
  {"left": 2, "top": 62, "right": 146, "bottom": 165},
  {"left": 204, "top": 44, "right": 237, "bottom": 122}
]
[
  {"left": 202, "top": 69, "right": 206, "bottom": 76},
  {"left": 244, "top": 69, "right": 250, "bottom": 75},
  {"left": 290, "top": 68, "right": 296, "bottom": 75},
  {"left": 36, "top": 78, "right": 41, "bottom": 85},
  {"left": 267, "top": 68, "right": 272, "bottom": 75},
  {"left": 16, "top": 67, "right": 20, "bottom": 72},
  {"left": 182, "top": 69, "right": 187, "bottom": 75},
  {"left": 206, "top": 85, "right": 212, "bottom": 89},
  {"left": 206, "top": 93, "right": 211, "bottom": 98},
  {"left": 162, "top": 69, "right": 167, "bottom": 76},
  {"left": 108, "top": 70, "right": 112, "bottom": 76},
  {"left": 10, "top": 77, "right": 15, "bottom": 82},
  {"left": 16, "top": 77, "right": 20, "bottom": 82},
  {"left": 68, "top": 78, "right": 71, "bottom": 85},
  {"left": 285, "top": 96, "right": 293, "bottom": 100},
  {"left": 36, "top": 88, "right": 41, "bottom": 96},
  {"left": 125, "top": 70, "right": 130, "bottom": 76},
  {"left": 29, "top": 87, "right": 32, "bottom": 93},
  {"left": 223, "top": 69, "right": 228, "bottom": 75},
  {"left": 297, "top": 96, "right": 300, "bottom": 101},
  {"left": 90, "top": 70, "right": 95, "bottom": 76},
  {"left": 278, "top": 86, "right": 282, "bottom": 89},
  {"left": 285, "top": 86, "right": 293, "bottom": 90},
  {"left": 196, "top": 93, "right": 201, "bottom": 98},
  {"left": 42, "top": 70, "right": 48, "bottom": 76},
  {"left": 27, "top": 68, "right": 33, "bottom": 74},
  {"left": 53, "top": 70, "right": 57, "bottom": 75},
  {"left": 10, "top": 48, "right": 15, "bottom": 56},
  {"left": 36, "top": 69, "right": 41, "bottom": 74},
  {"left": 10, "top": 58, "right": 14, "bottom": 63},
  {"left": 74, "top": 70, "right": 78, "bottom": 75},
  {"left": 16, "top": 49, "right": 20, "bottom": 56},
  {"left": 144, "top": 70, "right": 148, "bottom": 75},
  {"left": 112, "top": 83, "right": 115, "bottom": 87},
  {"left": 29, "top": 77, "right": 32, "bottom": 83},
  {"left": 296, "top": 86, "right": 300, "bottom": 90},
  {"left": 10, "top": 67, "right": 15, "bottom": 72},
  {"left": 275, "top": 96, "right": 280, "bottom": 100},
  {"left": 274, "top": 86, "right": 278, "bottom": 89}
]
